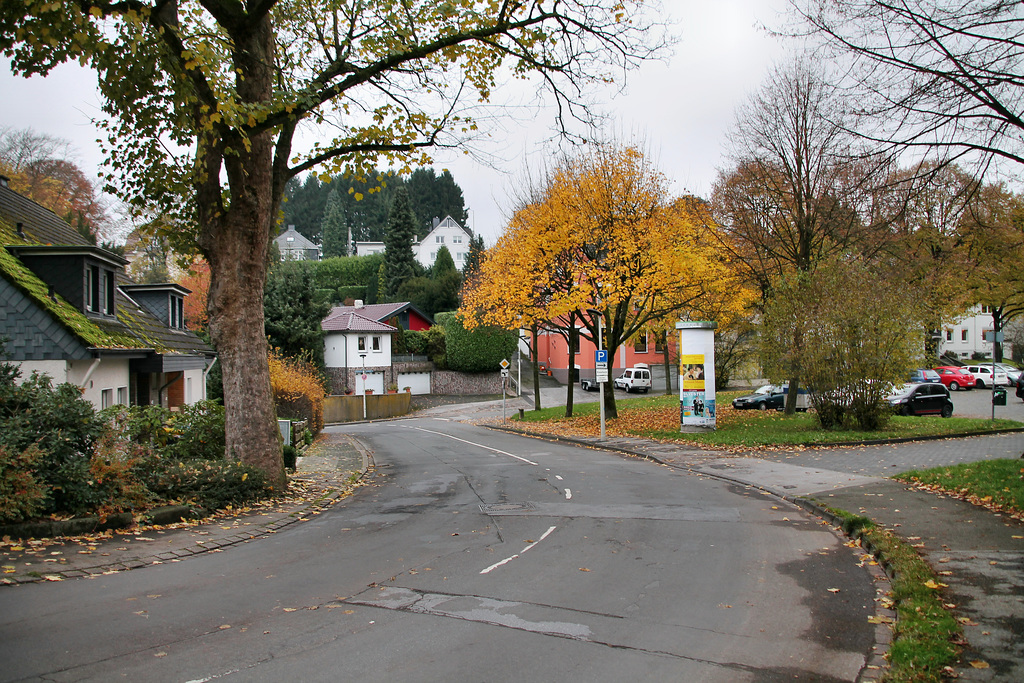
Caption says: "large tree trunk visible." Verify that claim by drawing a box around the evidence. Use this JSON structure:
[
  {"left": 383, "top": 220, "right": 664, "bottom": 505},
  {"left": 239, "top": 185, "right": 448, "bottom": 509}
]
[{"left": 197, "top": 15, "right": 285, "bottom": 490}]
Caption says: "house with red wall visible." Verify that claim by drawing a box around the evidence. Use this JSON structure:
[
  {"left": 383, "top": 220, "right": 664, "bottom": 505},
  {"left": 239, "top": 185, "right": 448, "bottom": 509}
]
[{"left": 530, "top": 323, "right": 676, "bottom": 385}]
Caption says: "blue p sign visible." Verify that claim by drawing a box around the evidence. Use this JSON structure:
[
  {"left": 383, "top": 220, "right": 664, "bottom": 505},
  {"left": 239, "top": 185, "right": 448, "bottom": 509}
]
[{"left": 595, "top": 349, "right": 609, "bottom": 364}]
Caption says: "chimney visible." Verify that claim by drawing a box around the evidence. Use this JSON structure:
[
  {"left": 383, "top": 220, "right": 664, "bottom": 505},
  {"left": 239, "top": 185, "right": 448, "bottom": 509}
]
[
  {"left": 354, "top": 299, "right": 364, "bottom": 308},
  {"left": 16, "top": 222, "right": 26, "bottom": 239},
  {"left": 432, "top": 217, "right": 440, "bottom": 228}
]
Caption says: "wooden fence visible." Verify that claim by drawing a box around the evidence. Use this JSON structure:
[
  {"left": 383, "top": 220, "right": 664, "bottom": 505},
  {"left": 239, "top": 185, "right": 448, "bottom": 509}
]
[{"left": 323, "top": 392, "right": 412, "bottom": 423}]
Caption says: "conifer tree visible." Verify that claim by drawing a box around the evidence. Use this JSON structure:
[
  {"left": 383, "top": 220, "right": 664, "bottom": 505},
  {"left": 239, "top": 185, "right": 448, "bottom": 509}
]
[{"left": 384, "top": 187, "right": 418, "bottom": 297}]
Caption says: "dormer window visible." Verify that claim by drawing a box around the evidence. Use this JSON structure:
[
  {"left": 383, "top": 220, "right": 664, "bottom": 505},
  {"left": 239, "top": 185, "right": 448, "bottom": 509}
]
[
  {"left": 86, "top": 265, "right": 100, "bottom": 312},
  {"left": 105, "top": 270, "right": 116, "bottom": 314},
  {"left": 170, "top": 294, "right": 184, "bottom": 329}
]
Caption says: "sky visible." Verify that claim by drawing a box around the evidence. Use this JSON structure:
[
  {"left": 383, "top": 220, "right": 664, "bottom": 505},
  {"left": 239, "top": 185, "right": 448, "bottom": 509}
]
[{"left": 0, "top": 1, "right": 791, "bottom": 246}]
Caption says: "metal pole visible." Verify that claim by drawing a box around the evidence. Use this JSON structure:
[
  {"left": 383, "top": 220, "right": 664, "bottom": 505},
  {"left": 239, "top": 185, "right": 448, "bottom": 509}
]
[
  {"left": 991, "top": 352, "right": 996, "bottom": 422},
  {"left": 598, "top": 313, "right": 606, "bottom": 442},
  {"left": 360, "top": 353, "right": 367, "bottom": 420}
]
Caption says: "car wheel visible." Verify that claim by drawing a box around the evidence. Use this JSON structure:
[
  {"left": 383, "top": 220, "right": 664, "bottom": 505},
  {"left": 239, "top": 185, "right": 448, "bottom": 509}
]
[
  {"left": 976, "top": 379, "right": 986, "bottom": 389},
  {"left": 758, "top": 402, "right": 767, "bottom": 411},
  {"left": 949, "top": 381, "right": 960, "bottom": 391},
  {"left": 643, "top": 387, "right": 649, "bottom": 393},
  {"left": 941, "top": 404, "right": 953, "bottom": 418},
  {"left": 899, "top": 405, "right": 911, "bottom": 416}
]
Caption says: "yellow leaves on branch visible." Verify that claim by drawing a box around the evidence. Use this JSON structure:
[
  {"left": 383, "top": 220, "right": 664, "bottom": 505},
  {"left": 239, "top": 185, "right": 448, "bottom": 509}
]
[
  {"left": 268, "top": 350, "right": 327, "bottom": 431},
  {"left": 461, "top": 143, "right": 748, "bottom": 333}
]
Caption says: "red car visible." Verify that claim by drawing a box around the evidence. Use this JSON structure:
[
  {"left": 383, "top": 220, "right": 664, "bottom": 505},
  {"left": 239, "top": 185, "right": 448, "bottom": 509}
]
[{"left": 933, "top": 366, "right": 976, "bottom": 391}]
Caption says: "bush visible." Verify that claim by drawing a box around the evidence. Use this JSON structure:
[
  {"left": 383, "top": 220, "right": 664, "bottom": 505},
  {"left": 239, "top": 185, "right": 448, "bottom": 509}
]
[
  {"left": 89, "top": 424, "right": 153, "bottom": 519},
  {"left": 0, "top": 444, "right": 47, "bottom": 523},
  {"left": 0, "top": 367, "right": 104, "bottom": 514},
  {"left": 139, "top": 458, "right": 271, "bottom": 510},
  {"left": 403, "top": 329, "right": 429, "bottom": 355},
  {"left": 282, "top": 444, "right": 297, "bottom": 470},
  {"left": 438, "top": 311, "right": 517, "bottom": 372},
  {"left": 165, "top": 400, "right": 226, "bottom": 461},
  {"left": 269, "top": 350, "right": 327, "bottom": 432}
]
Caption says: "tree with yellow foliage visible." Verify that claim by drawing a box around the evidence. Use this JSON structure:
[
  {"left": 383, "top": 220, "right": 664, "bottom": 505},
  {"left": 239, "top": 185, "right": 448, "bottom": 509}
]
[{"left": 462, "top": 144, "right": 746, "bottom": 419}]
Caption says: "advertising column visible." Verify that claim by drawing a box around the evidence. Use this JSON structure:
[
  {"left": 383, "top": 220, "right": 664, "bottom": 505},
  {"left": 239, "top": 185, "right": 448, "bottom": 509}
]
[{"left": 676, "top": 321, "right": 716, "bottom": 431}]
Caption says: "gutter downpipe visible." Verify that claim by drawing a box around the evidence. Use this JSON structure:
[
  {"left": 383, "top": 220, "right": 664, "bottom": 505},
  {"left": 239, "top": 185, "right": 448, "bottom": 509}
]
[{"left": 77, "top": 357, "right": 102, "bottom": 391}]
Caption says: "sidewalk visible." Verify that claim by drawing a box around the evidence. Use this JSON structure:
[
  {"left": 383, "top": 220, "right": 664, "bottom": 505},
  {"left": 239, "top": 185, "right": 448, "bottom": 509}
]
[
  {"left": 1, "top": 431, "right": 370, "bottom": 586},
  {"left": 488, "top": 423, "right": 1024, "bottom": 682}
]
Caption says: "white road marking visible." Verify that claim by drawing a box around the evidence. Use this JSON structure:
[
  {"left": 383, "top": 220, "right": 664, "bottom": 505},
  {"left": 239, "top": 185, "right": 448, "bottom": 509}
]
[
  {"left": 564, "top": 489, "right": 572, "bottom": 500},
  {"left": 480, "top": 526, "right": 557, "bottom": 574},
  {"left": 408, "top": 426, "right": 539, "bottom": 465}
]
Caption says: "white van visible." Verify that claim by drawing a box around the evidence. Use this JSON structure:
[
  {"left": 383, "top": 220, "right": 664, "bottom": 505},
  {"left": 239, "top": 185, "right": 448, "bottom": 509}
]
[{"left": 613, "top": 364, "right": 652, "bottom": 393}]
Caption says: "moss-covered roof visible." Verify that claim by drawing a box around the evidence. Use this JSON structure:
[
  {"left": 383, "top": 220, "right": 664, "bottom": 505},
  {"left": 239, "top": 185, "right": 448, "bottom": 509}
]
[{"left": 0, "top": 187, "right": 211, "bottom": 356}]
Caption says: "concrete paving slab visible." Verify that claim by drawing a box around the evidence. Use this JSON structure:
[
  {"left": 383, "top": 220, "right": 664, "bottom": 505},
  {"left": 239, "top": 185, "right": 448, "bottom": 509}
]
[{"left": 693, "top": 457, "right": 887, "bottom": 497}]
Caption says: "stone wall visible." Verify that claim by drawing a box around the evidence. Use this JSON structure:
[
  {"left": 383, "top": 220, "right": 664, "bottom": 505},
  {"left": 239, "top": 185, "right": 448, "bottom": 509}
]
[
  {"left": 431, "top": 369, "right": 504, "bottom": 395},
  {"left": 325, "top": 361, "right": 504, "bottom": 396}
]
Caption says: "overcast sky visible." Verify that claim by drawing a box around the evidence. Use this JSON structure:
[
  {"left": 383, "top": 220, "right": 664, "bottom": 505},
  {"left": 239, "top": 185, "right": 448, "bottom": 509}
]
[{"left": 0, "top": 0, "right": 791, "bottom": 245}]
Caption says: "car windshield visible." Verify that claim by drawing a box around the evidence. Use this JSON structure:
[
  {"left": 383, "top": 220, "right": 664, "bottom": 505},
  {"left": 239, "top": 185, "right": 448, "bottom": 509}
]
[
  {"left": 888, "top": 383, "right": 916, "bottom": 399},
  {"left": 754, "top": 384, "right": 775, "bottom": 395}
]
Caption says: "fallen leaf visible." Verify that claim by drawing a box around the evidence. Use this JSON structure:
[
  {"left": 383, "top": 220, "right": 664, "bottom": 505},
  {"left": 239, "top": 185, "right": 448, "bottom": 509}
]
[
  {"left": 827, "top": 588, "right": 840, "bottom": 593},
  {"left": 283, "top": 608, "right": 297, "bottom": 612},
  {"left": 923, "top": 579, "right": 947, "bottom": 589},
  {"left": 219, "top": 624, "right": 231, "bottom": 630},
  {"left": 154, "top": 652, "right": 167, "bottom": 658},
  {"left": 579, "top": 567, "right": 591, "bottom": 572},
  {"left": 867, "top": 615, "right": 893, "bottom": 624},
  {"left": 970, "top": 661, "right": 990, "bottom": 669}
]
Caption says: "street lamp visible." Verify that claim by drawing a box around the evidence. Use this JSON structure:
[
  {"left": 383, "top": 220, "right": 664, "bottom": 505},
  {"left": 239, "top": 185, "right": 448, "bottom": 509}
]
[
  {"left": 587, "top": 307, "right": 606, "bottom": 441},
  {"left": 359, "top": 352, "right": 368, "bottom": 420}
]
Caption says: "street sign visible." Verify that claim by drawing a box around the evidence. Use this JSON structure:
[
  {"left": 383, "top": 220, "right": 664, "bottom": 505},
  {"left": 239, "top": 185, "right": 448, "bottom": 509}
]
[
  {"left": 984, "top": 331, "right": 1004, "bottom": 343},
  {"left": 500, "top": 358, "right": 510, "bottom": 369},
  {"left": 595, "top": 350, "right": 608, "bottom": 364},
  {"left": 501, "top": 368, "right": 509, "bottom": 377}
]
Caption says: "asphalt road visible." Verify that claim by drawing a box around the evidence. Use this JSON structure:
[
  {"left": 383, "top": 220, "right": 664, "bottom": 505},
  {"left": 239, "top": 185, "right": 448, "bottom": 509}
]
[{"left": 0, "top": 417, "right": 882, "bottom": 682}]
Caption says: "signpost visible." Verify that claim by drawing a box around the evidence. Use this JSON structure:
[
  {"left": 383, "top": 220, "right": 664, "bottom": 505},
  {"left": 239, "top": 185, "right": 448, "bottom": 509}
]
[{"left": 500, "top": 358, "right": 510, "bottom": 421}]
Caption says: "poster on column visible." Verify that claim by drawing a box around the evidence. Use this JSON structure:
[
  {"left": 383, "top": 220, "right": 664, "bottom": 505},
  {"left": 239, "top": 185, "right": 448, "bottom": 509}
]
[{"left": 679, "top": 347, "right": 716, "bottom": 429}]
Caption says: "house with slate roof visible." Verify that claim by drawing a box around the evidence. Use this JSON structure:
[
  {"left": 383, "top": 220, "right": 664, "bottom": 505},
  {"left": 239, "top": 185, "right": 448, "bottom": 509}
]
[
  {"left": 273, "top": 224, "right": 321, "bottom": 261},
  {"left": 0, "top": 176, "right": 215, "bottom": 410}
]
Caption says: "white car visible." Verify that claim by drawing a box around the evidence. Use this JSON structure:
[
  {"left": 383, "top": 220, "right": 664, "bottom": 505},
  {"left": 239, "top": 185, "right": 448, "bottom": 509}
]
[
  {"left": 965, "top": 365, "right": 1009, "bottom": 389},
  {"left": 613, "top": 364, "right": 652, "bottom": 393},
  {"left": 994, "top": 363, "right": 1021, "bottom": 385}
]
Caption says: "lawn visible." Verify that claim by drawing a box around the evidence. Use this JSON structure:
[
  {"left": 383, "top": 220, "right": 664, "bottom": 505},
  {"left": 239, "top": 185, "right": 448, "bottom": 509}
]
[
  {"left": 516, "top": 390, "right": 1022, "bottom": 448},
  {"left": 896, "top": 459, "right": 1024, "bottom": 519}
]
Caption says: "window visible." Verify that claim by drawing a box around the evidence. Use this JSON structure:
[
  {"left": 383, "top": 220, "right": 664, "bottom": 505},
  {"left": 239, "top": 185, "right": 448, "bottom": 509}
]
[
  {"left": 981, "top": 305, "right": 992, "bottom": 314},
  {"left": 104, "top": 270, "right": 115, "bottom": 314},
  {"left": 961, "top": 330, "right": 968, "bottom": 342},
  {"left": 372, "top": 336, "right": 381, "bottom": 351},
  {"left": 457, "top": 252, "right": 465, "bottom": 261},
  {"left": 86, "top": 265, "right": 100, "bottom": 312},
  {"left": 452, "top": 235, "right": 462, "bottom": 244},
  {"left": 436, "top": 235, "right": 445, "bottom": 243},
  {"left": 117, "top": 387, "right": 128, "bottom": 405},
  {"left": 101, "top": 388, "right": 113, "bottom": 409},
  {"left": 169, "top": 295, "right": 184, "bottom": 329},
  {"left": 634, "top": 333, "right": 648, "bottom": 353},
  {"left": 945, "top": 330, "right": 952, "bottom": 341},
  {"left": 572, "top": 331, "right": 581, "bottom": 354},
  {"left": 357, "top": 336, "right": 367, "bottom": 351},
  {"left": 655, "top": 335, "right": 666, "bottom": 354}
]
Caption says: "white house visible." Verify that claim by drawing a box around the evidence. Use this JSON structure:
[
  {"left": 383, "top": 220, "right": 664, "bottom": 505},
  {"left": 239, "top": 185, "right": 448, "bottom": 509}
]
[
  {"left": 939, "top": 305, "right": 1013, "bottom": 360},
  {"left": 322, "top": 308, "right": 396, "bottom": 394},
  {"left": 414, "top": 216, "right": 472, "bottom": 268},
  {"left": 273, "top": 225, "right": 321, "bottom": 261},
  {"left": 353, "top": 215, "right": 473, "bottom": 269}
]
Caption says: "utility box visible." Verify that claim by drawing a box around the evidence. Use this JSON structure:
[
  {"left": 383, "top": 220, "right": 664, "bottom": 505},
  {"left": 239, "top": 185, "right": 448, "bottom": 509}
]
[{"left": 993, "top": 388, "right": 1007, "bottom": 406}]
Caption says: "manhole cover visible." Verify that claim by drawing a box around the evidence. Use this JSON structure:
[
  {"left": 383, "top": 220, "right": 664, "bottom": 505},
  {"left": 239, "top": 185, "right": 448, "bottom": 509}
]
[{"left": 479, "top": 502, "right": 536, "bottom": 514}]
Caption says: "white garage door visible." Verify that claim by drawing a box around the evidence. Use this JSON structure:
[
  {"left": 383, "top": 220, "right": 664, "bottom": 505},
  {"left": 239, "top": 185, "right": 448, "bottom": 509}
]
[
  {"left": 398, "top": 371, "right": 431, "bottom": 395},
  {"left": 356, "top": 371, "right": 385, "bottom": 394}
]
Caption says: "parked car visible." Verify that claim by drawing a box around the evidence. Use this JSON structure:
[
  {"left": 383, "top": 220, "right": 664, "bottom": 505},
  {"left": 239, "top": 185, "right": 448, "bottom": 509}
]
[
  {"left": 933, "top": 366, "right": 976, "bottom": 391},
  {"left": 964, "top": 364, "right": 1009, "bottom": 389},
  {"left": 908, "top": 368, "right": 941, "bottom": 384},
  {"left": 1016, "top": 374, "right": 1024, "bottom": 401},
  {"left": 886, "top": 382, "right": 954, "bottom": 417},
  {"left": 993, "top": 363, "right": 1021, "bottom": 385},
  {"left": 732, "top": 384, "right": 786, "bottom": 411},
  {"left": 613, "top": 364, "right": 652, "bottom": 393}
]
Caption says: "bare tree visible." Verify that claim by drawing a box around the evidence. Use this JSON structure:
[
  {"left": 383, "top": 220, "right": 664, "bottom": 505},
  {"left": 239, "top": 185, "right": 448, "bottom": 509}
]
[
  {"left": 712, "top": 60, "right": 890, "bottom": 412},
  {"left": 793, "top": 0, "right": 1024, "bottom": 170}
]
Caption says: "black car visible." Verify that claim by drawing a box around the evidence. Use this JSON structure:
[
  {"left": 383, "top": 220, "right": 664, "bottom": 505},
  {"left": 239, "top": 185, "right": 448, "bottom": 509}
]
[
  {"left": 1016, "top": 374, "right": 1024, "bottom": 401},
  {"left": 732, "top": 385, "right": 786, "bottom": 410},
  {"left": 886, "top": 382, "right": 954, "bottom": 417}
]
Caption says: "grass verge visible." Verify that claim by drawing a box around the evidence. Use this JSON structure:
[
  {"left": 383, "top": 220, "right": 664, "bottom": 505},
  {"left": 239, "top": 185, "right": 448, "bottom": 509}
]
[
  {"left": 817, "top": 506, "right": 962, "bottom": 682},
  {"left": 517, "top": 391, "right": 1022, "bottom": 447},
  {"left": 894, "top": 459, "right": 1024, "bottom": 521}
]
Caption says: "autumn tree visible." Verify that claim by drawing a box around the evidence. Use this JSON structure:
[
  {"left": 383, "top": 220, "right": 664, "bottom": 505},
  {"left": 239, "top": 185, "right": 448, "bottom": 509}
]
[
  {"left": 462, "top": 144, "right": 741, "bottom": 419},
  {"left": 0, "top": 126, "right": 110, "bottom": 240},
  {"left": 180, "top": 259, "right": 211, "bottom": 333},
  {"left": 761, "top": 258, "right": 923, "bottom": 430},
  {"left": 1, "top": 1, "right": 663, "bottom": 487}
]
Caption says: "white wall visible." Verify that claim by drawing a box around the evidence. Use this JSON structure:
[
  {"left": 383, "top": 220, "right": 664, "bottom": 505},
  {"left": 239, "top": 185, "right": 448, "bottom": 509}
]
[
  {"left": 15, "top": 360, "right": 70, "bottom": 384},
  {"left": 324, "top": 332, "right": 349, "bottom": 368},
  {"left": 182, "top": 368, "right": 207, "bottom": 405},
  {"left": 939, "top": 306, "right": 1011, "bottom": 359},
  {"left": 345, "top": 331, "right": 392, "bottom": 369},
  {"left": 67, "top": 358, "right": 130, "bottom": 409}
]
